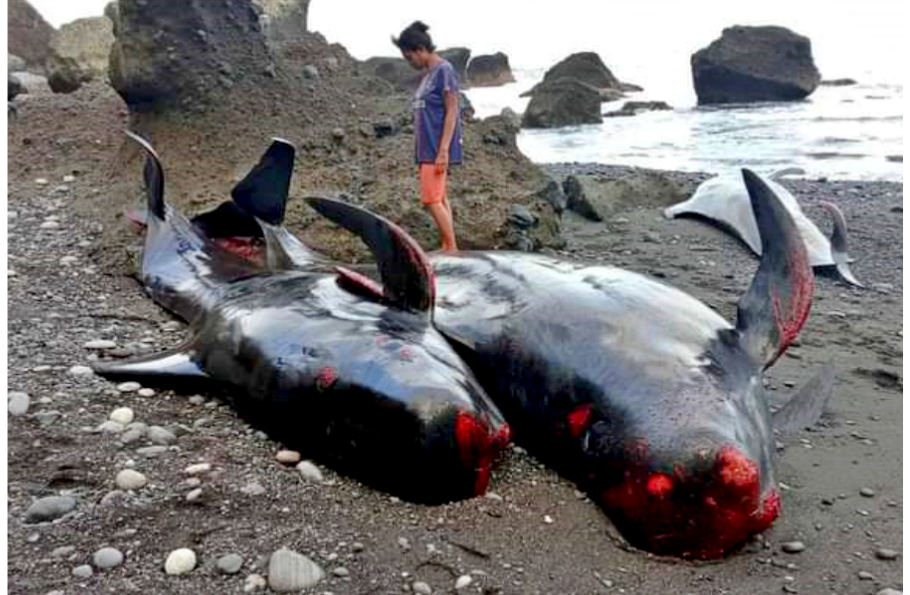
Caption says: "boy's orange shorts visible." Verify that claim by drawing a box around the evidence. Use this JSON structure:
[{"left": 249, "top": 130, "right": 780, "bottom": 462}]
[{"left": 418, "top": 163, "right": 447, "bottom": 206}]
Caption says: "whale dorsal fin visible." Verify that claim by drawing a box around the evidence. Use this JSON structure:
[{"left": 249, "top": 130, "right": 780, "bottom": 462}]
[
  {"left": 735, "top": 169, "right": 814, "bottom": 369},
  {"left": 305, "top": 196, "right": 435, "bottom": 316},
  {"left": 125, "top": 130, "right": 165, "bottom": 221},
  {"left": 230, "top": 138, "right": 296, "bottom": 225},
  {"left": 820, "top": 201, "right": 864, "bottom": 288}
]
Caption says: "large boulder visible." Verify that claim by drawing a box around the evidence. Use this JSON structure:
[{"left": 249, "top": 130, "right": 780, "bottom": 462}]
[
  {"left": 46, "top": 17, "right": 115, "bottom": 93},
  {"left": 466, "top": 52, "right": 515, "bottom": 87},
  {"left": 361, "top": 56, "right": 421, "bottom": 92},
  {"left": 8, "top": 0, "right": 55, "bottom": 72},
  {"left": 691, "top": 25, "right": 821, "bottom": 104},
  {"left": 7, "top": 70, "right": 51, "bottom": 94},
  {"left": 253, "top": 0, "right": 309, "bottom": 46},
  {"left": 108, "top": 0, "right": 276, "bottom": 109},
  {"left": 439, "top": 47, "right": 470, "bottom": 85},
  {"left": 521, "top": 52, "right": 641, "bottom": 98},
  {"left": 520, "top": 77, "right": 602, "bottom": 129},
  {"left": 562, "top": 171, "right": 687, "bottom": 221}
]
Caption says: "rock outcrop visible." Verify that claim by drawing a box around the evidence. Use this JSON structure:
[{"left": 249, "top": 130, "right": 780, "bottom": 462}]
[
  {"left": 521, "top": 77, "right": 602, "bottom": 129},
  {"left": 603, "top": 101, "right": 672, "bottom": 118},
  {"left": 8, "top": 0, "right": 55, "bottom": 72},
  {"left": 521, "top": 52, "right": 641, "bottom": 98},
  {"left": 466, "top": 52, "right": 515, "bottom": 87},
  {"left": 360, "top": 56, "right": 421, "bottom": 92},
  {"left": 439, "top": 47, "right": 470, "bottom": 85},
  {"left": 562, "top": 171, "right": 687, "bottom": 221},
  {"left": 108, "top": 0, "right": 277, "bottom": 109},
  {"left": 46, "top": 17, "right": 115, "bottom": 93},
  {"left": 691, "top": 26, "right": 821, "bottom": 104}
]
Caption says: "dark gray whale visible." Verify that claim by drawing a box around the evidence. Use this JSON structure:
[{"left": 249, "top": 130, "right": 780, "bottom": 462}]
[
  {"left": 136, "top": 145, "right": 834, "bottom": 560},
  {"left": 94, "top": 132, "right": 511, "bottom": 504}
]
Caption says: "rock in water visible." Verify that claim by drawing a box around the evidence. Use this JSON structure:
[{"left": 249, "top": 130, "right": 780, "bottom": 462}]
[{"left": 691, "top": 25, "right": 821, "bottom": 104}]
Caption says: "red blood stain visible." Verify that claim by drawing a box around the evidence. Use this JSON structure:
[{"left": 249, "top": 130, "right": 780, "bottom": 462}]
[
  {"left": 315, "top": 366, "right": 338, "bottom": 390},
  {"left": 454, "top": 411, "right": 512, "bottom": 496},
  {"left": 646, "top": 473, "right": 674, "bottom": 497},
  {"left": 566, "top": 403, "right": 594, "bottom": 438}
]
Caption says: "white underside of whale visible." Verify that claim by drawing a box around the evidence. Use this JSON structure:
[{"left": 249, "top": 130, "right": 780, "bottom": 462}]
[{"left": 664, "top": 169, "right": 863, "bottom": 287}]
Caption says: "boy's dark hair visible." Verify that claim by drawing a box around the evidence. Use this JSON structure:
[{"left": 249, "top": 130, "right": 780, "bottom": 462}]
[{"left": 392, "top": 20, "right": 435, "bottom": 53}]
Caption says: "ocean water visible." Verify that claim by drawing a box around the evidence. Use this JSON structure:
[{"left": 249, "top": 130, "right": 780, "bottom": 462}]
[{"left": 466, "top": 69, "right": 903, "bottom": 183}]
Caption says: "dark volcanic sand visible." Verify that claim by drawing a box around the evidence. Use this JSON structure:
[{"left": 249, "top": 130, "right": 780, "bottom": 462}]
[{"left": 6, "top": 85, "right": 903, "bottom": 595}]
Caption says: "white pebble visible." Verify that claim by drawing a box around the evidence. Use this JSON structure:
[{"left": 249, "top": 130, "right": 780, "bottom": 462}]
[
  {"left": 296, "top": 460, "right": 324, "bottom": 483},
  {"left": 115, "top": 469, "right": 148, "bottom": 491},
  {"left": 63, "top": 175, "right": 76, "bottom": 183},
  {"left": 188, "top": 395, "right": 206, "bottom": 405},
  {"left": 116, "top": 382, "right": 141, "bottom": 393},
  {"left": 244, "top": 573, "right": 267, "bottom": 592},
  {"left": 276, "top": 450, "right": 302, "bottom": 465},
  {"left": 413, "top": 581, "right": 433, "bottom": 595},
  {"left": 184, "top": 463, "right": 212, "bottom": 475},
  {"left": 35, "top": 178, "right": 49, "bottom": 185},
  {"left": 84, "top": 339, "right": 117, "bottom": 349},
  {"left": 8, "top": 392, "right": 31, "bottom": 416},
  {"left": 164, "top": 548, "right": 197, "bottom": 575},
  {"left": 72, "top": 564, "right": 93, "bottom": 578},
  {"left": 186, "top": 488, "right": 203, "bottom": 502},
  {"left": 93, "top": 547, "right": 124, "bottom": 569},
  {"left": 455, "top": 575, "right": 472, "bottom": 589},
  {"left": 40, "top": 220, "right": 60, "bottom": 229},
  {"left": 68, "top": 365, "right": 94, "bottom": 377},
  {"left": 110, "top": 407, "right": 135, "bottom": 425},
  {"left": 137, "top": 388, "right": 155, "bottom": 397}
]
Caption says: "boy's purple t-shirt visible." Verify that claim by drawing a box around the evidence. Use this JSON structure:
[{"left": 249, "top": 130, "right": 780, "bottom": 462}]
[{"left": 413, "top": 59, "right": 463, "bottom": 165}]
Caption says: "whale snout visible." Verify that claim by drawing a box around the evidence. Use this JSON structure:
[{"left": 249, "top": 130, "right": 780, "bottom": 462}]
[{"left": 600, "top": 441, "right": 779, "bottom": 559}]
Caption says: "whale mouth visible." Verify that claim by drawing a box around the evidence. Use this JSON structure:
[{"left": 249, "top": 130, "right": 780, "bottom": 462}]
[
  {"left": 454, "top": 410, "right": 512, "bottom": 496},
  {"left": 600, "top": 444, "right": 779, "bottom": 559}
]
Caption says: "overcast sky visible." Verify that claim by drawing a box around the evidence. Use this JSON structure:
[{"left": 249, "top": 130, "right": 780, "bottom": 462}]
[{"left": 28, "top": 0, "right": 905, "bottom": 79}]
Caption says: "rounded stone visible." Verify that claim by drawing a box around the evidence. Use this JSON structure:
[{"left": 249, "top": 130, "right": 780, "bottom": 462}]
[
  {"left": 875, "top": 548, "right": 899, "bottom": 561},
  {"left": 413, "top": 581, "right": 433, "bottom": 595},
  {"left": 115, "top": 469, "right": 148, "bottom": 491},
  {"left": 296, "top": 460, "right": 324, "bottom": 483},
  {"left": 98, "top": 420, "right": 126, "bottom": 434},
  {"left": 332, "top": 566, "right": 349, "bottom": 577},
  {"left": 116, "top": 382, "right": 141, "bottom": 393},
  {"left": 275, "top": 450, "right": 302, "bottom": 465},
  {"left": 24, "top": 496, "right": 78, "bottom": 523},
  {"left": 110, "top": 407, "right": 135, "bottom": 425},
  {"left": 267, "top": 548, "right": 325, "bottom": 591},
  {"left": 84, "top": 339, "right": 117, "bottom": 349},
  {"left": 217, "top": 553, "right": 244, "bottom": 574},
  {"left": 164, "top": 548, "right": 197, "bottom": 575},
  {"left": 72, "top": 564, "right": 94, "bottom": 578},
  {"left": 93, "top": 547, "right": 125, "bottom": 569},
  {"left": 68, "top": 365, "right": 95, "bottom": 377},
  {"left": 781, "top": 541, "right": 806, "bottom": 554},
  {"left": 147, "top": 426, "right": 177, "bottom": 445},
  {"left": 455, "top": 575, "right": 472, "bottom": 589},
  {"left": 8, "top": 391, "right": 31, "bottom": 416}
]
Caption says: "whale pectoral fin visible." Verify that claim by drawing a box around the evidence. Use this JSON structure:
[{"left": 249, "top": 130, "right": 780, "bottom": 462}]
[
  {"left": 772, "top": 363, "right": 835, "bottom": 435},
  {"left": 820, "top": 201, "right": 864, "bottom": 288},
  {"left": 91, "top": 347, "right": 212, "bottom": 390},
  {"left": 305, "top": 196, "right": 435, "bottom": 316},
  {"left": 230, "top": 138, "right": 296, "bottom": 226},
  {"left": 735, "top": 169, "right": 814, "bottom": 369}
]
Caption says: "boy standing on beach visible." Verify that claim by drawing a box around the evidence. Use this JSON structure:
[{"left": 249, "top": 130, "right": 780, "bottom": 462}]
[{"left": 393, "top": 20, "right": 462, "bottom": 252}]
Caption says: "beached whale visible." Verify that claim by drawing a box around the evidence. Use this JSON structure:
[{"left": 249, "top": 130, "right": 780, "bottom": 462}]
[
  {"left": 94, "top": 132, "right": 511, "bottom": 505},
  {"left": 182, "top": 159, "right": 833, "bottom": 560},
  {"left": 663, "top": 168, "right": 863, "bottom": 287}
]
